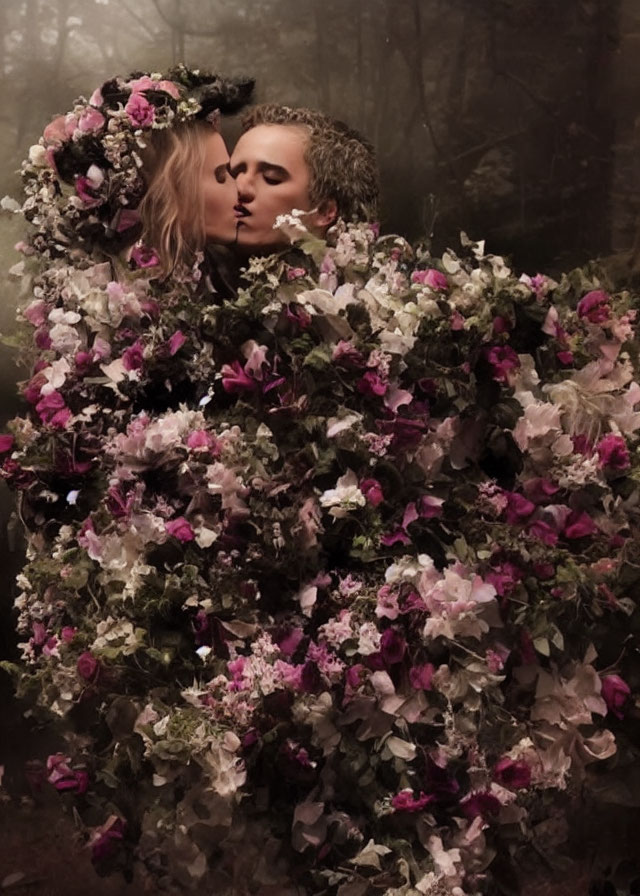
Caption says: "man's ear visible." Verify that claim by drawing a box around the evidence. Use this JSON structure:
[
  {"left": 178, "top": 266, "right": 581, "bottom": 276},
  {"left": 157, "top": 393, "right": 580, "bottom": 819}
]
[{"left": 316, "top": 198, "right": 338, "bottom": 228}]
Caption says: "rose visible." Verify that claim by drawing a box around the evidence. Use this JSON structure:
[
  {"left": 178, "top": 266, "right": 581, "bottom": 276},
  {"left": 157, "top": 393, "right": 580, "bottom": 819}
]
[
  {"left": 600, "top": 674, "right": 631, "bottom": 720},
  {"left": 165, "top": 517, "right": 195, "bottom": 542},
  {"left": 577, "top": 289, "right": 610, "bottom": 323},
  {"left": 597, "top": 433, "right": 630, "bottom": 471},
  {"left": 77, "top": 651, "right": 101, "bottom": 682},
  {"left": 125, "top": 92, "right": 155, "bottom": 127},
  {"left": 411, "top": 268, "right": 448, "bottom": 290}
]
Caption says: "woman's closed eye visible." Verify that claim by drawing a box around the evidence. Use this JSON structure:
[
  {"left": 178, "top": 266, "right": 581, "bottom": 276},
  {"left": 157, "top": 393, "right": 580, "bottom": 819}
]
[{"left": 214, "top": 164, "right": 229, "bottom": 184}]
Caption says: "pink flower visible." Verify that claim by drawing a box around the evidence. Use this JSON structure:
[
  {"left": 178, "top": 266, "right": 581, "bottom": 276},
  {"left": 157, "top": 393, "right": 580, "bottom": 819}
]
[
  {"left": 493, "top": 757, "right": 531, "bottom": 789},
  {"left": 577, "top": 289, "right": 611, "bottom": 323},
  {"left": 186, "top": 430, "right": 217, "bottom": 453},
  {"left": 391, "top": 790, "right": 435, "bottom": 812},
  {"left": 486, "top": 345, "right": 520, "bottom": 384},
  {"left": 125, "top": 92, "right": 155, "bottom": 127},
  {"left": 77, "top": 651, "right": 101, "bottom": 682},
  {"left": 77, "top": 107, "right": 105, "bottom": 133},
  {"left": 130, "top": 244, "right": 159, "bottom": 268},
  {"left": 376, "top": 585, "right": 400, "bottom": 620},
  {"left": 411, "top": 268, "right": 448, "bottom": 290},
  {"left": 409, "top": 663, "right": 435, "bottom": 690},
  {"left": 127, "top": 76, "right": 180, "bottom": 99},
  {"left": 360, "top": 478, "right": 384, "bottom": 507},
  {"left": 286, "top": 266, "right": 307, "bottom": 280},
  {"left": 597, "top": 433, "right": 630, "bottom": 471},
  {"left": 165, "top": 517, "right": 195, "bottom": 542},
  {"left": 332, "top": 340, "right": 365, "bottom": 367},
  {"left": 167, "top": 330, "right": 186, "bottom": 356},
  {"left": 23, "top": 300, "right": 47, "bottom": 327},
  {"left": 564, "top": 510, "right": 598, "bottom": 539},
  {"left": 89, "top": 816, "right": 126, "bottom": 864},
  {"left": 61, "top": 626, "right": 76, "bottom": 644},
  {"left": 0, "top": 435, "right": 13, "bottom": 453},
  {"left": 600, "top": 674, "right": 631, "bottom": 720}
]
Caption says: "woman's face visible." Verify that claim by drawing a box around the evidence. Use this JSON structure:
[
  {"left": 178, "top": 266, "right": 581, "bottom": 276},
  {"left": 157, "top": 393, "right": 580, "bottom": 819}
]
[{"left": 201, "top": 131, "right": 238, "bottom": 244}]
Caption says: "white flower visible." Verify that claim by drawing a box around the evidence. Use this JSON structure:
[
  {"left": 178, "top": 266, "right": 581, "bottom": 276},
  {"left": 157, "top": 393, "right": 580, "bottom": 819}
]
[{"left": 319, "top": 469, "right": 365, "bottom": 518}]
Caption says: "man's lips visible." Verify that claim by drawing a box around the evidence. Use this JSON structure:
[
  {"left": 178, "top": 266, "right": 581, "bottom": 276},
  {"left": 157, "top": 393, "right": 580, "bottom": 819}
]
[{"left": 234, "top": 205, "right": 250, "bottom": 219}]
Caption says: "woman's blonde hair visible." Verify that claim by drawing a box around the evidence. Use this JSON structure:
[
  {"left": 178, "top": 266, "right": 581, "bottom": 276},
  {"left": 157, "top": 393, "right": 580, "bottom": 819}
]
[{"left": 138, "top": 120, "right": 216, "bottom": 274}]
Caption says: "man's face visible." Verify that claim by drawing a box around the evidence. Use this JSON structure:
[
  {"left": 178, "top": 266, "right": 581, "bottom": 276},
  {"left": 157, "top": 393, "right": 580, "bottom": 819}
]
[{"left": 229, "top": 124, "right": 324, "bottom": 251}]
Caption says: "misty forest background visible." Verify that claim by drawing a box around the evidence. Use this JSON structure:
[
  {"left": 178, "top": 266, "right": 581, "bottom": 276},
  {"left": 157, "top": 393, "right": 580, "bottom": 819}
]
[{"left": 0, "top": 0, "right": 639, "bottom": 682}]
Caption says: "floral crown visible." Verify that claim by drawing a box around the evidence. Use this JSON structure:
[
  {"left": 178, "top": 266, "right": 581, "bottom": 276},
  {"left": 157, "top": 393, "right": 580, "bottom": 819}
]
[{"left": 19, "top": 64, "right": 254, "bottom": 259}]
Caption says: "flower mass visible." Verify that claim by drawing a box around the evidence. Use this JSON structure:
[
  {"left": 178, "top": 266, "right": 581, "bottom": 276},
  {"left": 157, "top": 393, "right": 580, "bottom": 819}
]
[{"left": 2, "top": 68, "right": 640, "bottom": 895}]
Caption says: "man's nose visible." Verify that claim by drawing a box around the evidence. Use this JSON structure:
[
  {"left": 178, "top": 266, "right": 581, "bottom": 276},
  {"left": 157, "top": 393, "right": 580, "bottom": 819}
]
[{"left": 235, "top": 171, "right": 255, "bottom": 202}]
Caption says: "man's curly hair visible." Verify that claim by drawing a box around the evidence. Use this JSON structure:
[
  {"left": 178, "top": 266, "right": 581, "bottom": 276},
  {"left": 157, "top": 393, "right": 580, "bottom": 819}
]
[{"left": 241, "top": 104, "right": 379, "bottom": 224}]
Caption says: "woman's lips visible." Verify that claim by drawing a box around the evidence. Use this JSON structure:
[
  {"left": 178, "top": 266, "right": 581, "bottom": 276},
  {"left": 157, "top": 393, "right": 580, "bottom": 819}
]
[{"left": 234, "top": 204, "right": 250, "bottom": 219}]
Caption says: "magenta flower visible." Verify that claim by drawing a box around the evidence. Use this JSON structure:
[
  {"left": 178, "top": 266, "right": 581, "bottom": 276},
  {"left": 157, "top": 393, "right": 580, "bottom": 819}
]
[
  {"left": 460, "top": 790, "right": 501, "bottom": 820},
  {"left": 36, "top": 391, "right": 71, "bottom": 428},
  {"left": 125, "top": 92, "right": 155, "bottom": 127},
  {"left": 46, "top": 754, "right": 89, "bottom": 795},
  {"left": 0, "top": 435, "right": 13, "bottom": 453},
  {"left": 600, "top": 674, "right": 631, "bottom": 719},
  {"left": 357, "top": 370, "right": 388, "bottom": 397},
  {"left": 493, "top": 757, "right": 531, "bottom": 790},
  {"left": 411, "top": 268, "right": 448, "bottom": 290},
  {"left": 89, "top": 816, "right": 126, "bottom": 864},
  {"left": 409, "top": 662, "right": 435, "bottom": 690},
  {"left": 527, "top": 519, "right": 558, "bottom": 546},
  {"left": 130, "top": 244, "right": 160, "bottom": 268},
  {"left": 577, "top": 289, "right": 611, "bottom": 323},
  {"left": 522, "top": 477, "right": 559, "bottom": 503},
  {"left": 360, "top": 477, "right": 384, "bottom": 507},
  {"left": 221, "top": 360, "right": 259, "bottom": 393},
  {"left": 167, "top": 330, "right": 186, "bottom": 356},
  {"left": 75, "top": 176, "right": 102, "bottom": 207},
  {"left": 597, "top": 433, "right": 630, "bottom": 471},
  {"left": 380, "top": 628, "right": 406, "bottom": 665},
  {"left": 77, "top": 651, "right": 101, "bottom": 683},
  {"left": 122, "top": 340, "right": 144, "bottom": 371},
  {"left": 486, "top": 345, "right": 520, "bottom": 384},
  {"left": 504, "top": 491, "right": 536, "bottom": 524},
  {"left": 564, "top": 510, "right": 598, "bottom": 539},
  {"left": 165, "top": 517, "right": 195, "bottom": 542},
  {"left": 391, "top": 790, "right": 435, "bottom": 812}
]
